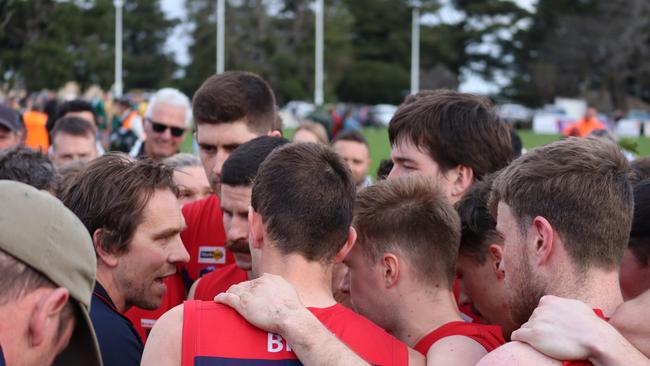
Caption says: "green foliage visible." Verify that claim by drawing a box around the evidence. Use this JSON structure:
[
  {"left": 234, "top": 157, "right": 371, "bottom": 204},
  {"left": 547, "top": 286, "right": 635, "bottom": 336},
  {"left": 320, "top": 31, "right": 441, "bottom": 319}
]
[{"left": 0, "top": 0, "right": 178, "bottom": 92}]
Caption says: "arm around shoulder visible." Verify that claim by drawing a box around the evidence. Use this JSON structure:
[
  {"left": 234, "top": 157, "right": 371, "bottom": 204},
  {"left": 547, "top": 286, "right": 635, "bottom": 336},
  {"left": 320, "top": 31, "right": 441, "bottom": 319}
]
[{"left": 141, "top": 304, "right": 184, "bottom": 366}]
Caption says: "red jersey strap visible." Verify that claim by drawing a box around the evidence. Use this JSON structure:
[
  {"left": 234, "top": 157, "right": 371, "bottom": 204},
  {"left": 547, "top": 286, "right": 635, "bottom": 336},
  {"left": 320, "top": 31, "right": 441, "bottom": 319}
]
[
  {"left": 562, "top": 309, "right": 609, "bottom": 366},
  {"left": 194, "top": 264, "right": 249, "bottom": 301},
  {"left": 414, "top": 321, "right": 505, "bottom": 355}
]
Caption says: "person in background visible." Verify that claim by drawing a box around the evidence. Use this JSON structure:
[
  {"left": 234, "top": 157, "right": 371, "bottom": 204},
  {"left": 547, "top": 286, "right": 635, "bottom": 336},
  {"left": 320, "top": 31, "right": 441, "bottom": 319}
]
[
  {"left": 129, "top": 88, "right": 192, "bottom": 161},
  {"left": 331, "top": 130, "right": 372, "bottom": 189},
  {"left": 562, "top": 106, "right": 606, "bottom": 137},
  {"left": 0, "top": 104, "right": 25, "bottom": 150},
  {"left": 22, "top": 96, "right": 50, "bottom": 152},
  {"left": 293, "top": 121, "right": 329, "bottom": 145},
  {"left": 49, "top": 117, "right": 100, "bottom": 168},
  {"left": 164, "top": 153, "right": 212, "bottom": 206},
  {"left": 0, "top": 146, "right": 59, "bottom": 193}
]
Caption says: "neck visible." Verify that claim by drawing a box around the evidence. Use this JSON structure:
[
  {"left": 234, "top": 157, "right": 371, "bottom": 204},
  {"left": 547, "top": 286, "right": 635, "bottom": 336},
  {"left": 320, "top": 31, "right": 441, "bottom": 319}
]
[
  {"left": 258, "top": 252, "right": 336, "bottom": 308},
  {"left": 96, "top": 265, "right": 128, "bottom": 312},
  {"left": 551, "top": 268, "right": 623, "bottom": 317},
  {"left": 390, "top": 282, "right": 463, "bottom": 347}
]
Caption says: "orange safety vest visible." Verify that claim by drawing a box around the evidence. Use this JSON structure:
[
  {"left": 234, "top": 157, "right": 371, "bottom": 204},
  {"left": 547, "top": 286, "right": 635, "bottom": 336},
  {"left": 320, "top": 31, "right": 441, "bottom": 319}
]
[
  {"left": 22, "top": 110, "right": 49, "bottom": 151},
  {"left": 121, "top": 111, "right": 139, "bottom": 130}
]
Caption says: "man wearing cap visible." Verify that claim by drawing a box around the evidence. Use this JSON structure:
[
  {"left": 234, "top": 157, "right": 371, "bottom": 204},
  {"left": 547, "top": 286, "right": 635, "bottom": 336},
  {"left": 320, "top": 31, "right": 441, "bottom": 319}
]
[
  {"left": 0, "top": 104, "right": 25, "bottom": 150},
  {"left": 0, "top": 180, "right": 101, "bottom": 366}
]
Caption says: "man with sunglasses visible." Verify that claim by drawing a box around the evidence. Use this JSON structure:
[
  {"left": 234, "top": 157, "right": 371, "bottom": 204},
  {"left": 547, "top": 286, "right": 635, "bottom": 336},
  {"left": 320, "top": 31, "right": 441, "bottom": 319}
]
[{"left": 130, "top": 88, "right": 192, "bottom": 161}]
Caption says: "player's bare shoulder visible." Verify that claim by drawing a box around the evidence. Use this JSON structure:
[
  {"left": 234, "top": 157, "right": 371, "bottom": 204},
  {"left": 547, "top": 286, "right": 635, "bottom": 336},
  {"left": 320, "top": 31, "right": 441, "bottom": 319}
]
[{"left": 477, "top": 341, "right": 562, "bottom": 366}]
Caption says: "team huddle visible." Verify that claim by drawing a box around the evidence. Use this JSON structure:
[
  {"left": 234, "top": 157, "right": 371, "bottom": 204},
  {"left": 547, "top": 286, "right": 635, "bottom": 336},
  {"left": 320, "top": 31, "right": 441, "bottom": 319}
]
[{"left": 0, "top": 71, "right": 649, "bottom": 366}]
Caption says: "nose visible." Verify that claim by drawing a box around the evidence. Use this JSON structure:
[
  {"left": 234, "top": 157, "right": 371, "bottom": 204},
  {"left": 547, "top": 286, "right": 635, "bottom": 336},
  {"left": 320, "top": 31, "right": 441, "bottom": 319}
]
[
  {"left": 212, "top": 150, "right": 228, "bottom": 180},
  {"left": 228, "top": 215, "right": 248, "bottom": 242},
  {"left": 387, "top": 164, "right": 400, "bottom": 179},
  {"left": 169, "top": 236, "right": 190, "bottom": 265}
]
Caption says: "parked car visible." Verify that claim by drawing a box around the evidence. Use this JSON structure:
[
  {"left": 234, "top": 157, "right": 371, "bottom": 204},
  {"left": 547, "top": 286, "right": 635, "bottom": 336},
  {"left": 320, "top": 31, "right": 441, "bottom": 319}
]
[
  {"left": 368, "top": 104, "right": 398, "bottom": 127},
  {"left": 497, "top": 103, "right": 533, "bottom": 129}
]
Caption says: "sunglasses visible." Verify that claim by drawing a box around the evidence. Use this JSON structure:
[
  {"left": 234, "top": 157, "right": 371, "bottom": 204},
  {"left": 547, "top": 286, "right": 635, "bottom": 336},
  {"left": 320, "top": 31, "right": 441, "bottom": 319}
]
[{"left": 148, "top": 119, "right": 186, "bottom": 137}]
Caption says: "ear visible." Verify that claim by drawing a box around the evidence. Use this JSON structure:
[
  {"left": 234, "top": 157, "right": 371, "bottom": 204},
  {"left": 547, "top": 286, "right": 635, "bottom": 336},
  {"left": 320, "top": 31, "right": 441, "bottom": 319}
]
[
  {"left": 381, "top": 253, "right": 400, "bottom": 288},
  {"left": 488, "top": 244, "right": 505, "bottom": 280},
  {"left": 449, "top": 165, "right": 474, "bottom": 199},
  {"left": 29, "top": 288, "right": 70, "bottom": 347},
  {"left": 248, "top": 206, "right": 264, "bottom": 250},
  {"left": 268, "top": 130, "right": 282, "bottom": 137},
  {"left": 333, "top": 227, "right": 357, "bottom": 263},
  {"left": 92, "top": 229, "right": 119, "bottom": 267},
  {"left": 530, "top": 216, "right": 555, "bottom": 266}
]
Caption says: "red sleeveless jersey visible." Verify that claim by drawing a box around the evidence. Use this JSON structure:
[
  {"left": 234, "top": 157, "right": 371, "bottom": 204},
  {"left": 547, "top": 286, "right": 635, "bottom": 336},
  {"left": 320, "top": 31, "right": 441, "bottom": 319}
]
[
  {"left": 414, "top": 321, "right": 505, "bottom": 355},
  {"left": 181, "top": 195, "right": 230, "bottom": 281},
  {"left": 182, "top": 300, "right": 408, "bottom": 366},
  {"left": 562, "top": 309, "right": 609, "bottom": 366},
  {"left": 124, "top": 272, "right": 186, "bottom": 343},
  {"left": 194, "top": 264, "right": 249, "bottom": 301}
]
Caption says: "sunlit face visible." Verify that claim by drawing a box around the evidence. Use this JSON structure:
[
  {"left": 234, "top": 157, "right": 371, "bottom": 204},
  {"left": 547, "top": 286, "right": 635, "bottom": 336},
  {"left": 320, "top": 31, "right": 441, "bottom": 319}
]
[
  {"left": 114, "top": 189, "right": 189, "bottom": 310},
  {"left": 343, "top": 241, "right": 393, "bottom": 330},
  {"left": 496, "top": 202, "right": 546, "bottom": 325},
  {"left": 619, "top": 248, "right": 650, "bottom": 301},
  {"left": 144, "top": 103, "right": 188, "bottom": 160},
  {"left": 173, "top": 166, "right": 212, "bottom": 206},
  {"left": 196, "top": 121, "right": 260, "bottom": 194},
  {"left": 51, "top": 132, "right": 98, "bottom": 167},
  {"left": 0, "top": 126, "right": 20, "bottom": 150},
  {"left": 388, "top": 139, "right": 454, "bottom": 197},
  {"left": 221, "top": 184, "right": 252, "bottom": 271},
  {"left": 333, "top": 140, "right": 371, "bottom": 187}
]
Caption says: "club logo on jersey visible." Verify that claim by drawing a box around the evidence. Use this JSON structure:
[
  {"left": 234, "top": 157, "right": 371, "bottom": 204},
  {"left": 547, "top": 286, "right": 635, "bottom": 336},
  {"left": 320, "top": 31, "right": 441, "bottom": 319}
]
[
  {"left": 198, "top": 246, "right": 226, "bottom": 264},
  {"left": 140, "top": 318, "right": 156, "bottom": 329}
]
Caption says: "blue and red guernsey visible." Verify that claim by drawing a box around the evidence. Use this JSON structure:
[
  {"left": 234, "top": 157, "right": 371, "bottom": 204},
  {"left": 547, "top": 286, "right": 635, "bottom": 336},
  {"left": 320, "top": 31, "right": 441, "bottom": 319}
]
[{"left": 182, "top": 300, "right": 408, "bottom": 366}]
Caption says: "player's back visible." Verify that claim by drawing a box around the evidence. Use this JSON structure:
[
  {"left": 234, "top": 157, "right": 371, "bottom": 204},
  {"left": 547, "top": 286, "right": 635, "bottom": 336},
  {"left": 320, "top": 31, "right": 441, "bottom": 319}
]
[{"left": 182, "top": 300, "right": 409, "bottom": 366}]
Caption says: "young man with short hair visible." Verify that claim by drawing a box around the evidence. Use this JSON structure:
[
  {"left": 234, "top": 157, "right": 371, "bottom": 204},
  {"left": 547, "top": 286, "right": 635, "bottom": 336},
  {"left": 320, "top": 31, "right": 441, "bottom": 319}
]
[
  {"left": 331, "top": 130, "right": 372, "bottom": 188},
  {"left": 387, "top": 89, "right": 513, "bottom": 203},
  {"left": 181, "top": 71, "right": 281, "bottom": 281},
  {"left": 455, "top": 175, "right": 519, "bottom": 339},
  {"left": 343, "top": 176, "right": 504, "bottom": 365},
  {"left": 62, "top": 153, "right": 190, "bottom": 366},
  {"left": 50, "top": 116, "right": 99, "bottom": 167},
  {"left": 188, "top": 135, "right": 289, "bottom": 300},
  {"left": 478, "top": 137, "right": 633, "bottom": 365},
  {"left": 143, "top": 143, "right": 420, "bottom": 366}
]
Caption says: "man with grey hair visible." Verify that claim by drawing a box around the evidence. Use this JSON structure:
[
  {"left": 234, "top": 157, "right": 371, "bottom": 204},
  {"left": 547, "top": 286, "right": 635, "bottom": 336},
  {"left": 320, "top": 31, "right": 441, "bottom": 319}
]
[{"left": 130, "top": 88, "right": 192, "bottom": 161}]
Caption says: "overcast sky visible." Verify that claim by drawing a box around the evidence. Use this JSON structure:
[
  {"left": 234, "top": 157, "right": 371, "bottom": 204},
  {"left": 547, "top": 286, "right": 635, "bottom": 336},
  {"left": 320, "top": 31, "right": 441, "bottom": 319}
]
[{"left": 159, "top": 0, "right": 538, "bottom": 96}]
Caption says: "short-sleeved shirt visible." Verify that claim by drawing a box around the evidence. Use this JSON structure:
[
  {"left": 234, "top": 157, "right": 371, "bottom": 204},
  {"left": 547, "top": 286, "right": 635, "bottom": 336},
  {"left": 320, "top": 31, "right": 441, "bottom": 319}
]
[
  {"left": 90, "top": 282, "right": 143, "bottom": 366},
  {"left": 193, "top": 263, "right": 249, "bottom": 301},
  {"left": 414, "top": 321, "right": 505, "bottom": 355},
  {"left": 182, "top": 300, "right": 409, "bottom": 366},
  {"left": 180, "top": 195, "right": 229, "bottom": 282},
  {"left": 124, "top": 272, "right": 186, "bottom": 343}
]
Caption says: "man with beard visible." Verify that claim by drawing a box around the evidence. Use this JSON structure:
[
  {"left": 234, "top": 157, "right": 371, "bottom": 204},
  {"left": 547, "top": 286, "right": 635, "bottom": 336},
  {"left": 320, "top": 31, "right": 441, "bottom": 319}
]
[
  {"left": 62, "top": 153, "right": 190, "bottom": 365},
  {"left": 181, "top": 71, "right": 281, "bottom": 281},
  {"left": 455, "top": 175, "right": 520, "bottom": 339},
  {"left": 142, "top": 143, "right": 419, "bottom": 366},
  {"left": 188, "top": 135, "right": 289, "bottom": 300},
  {"left": 477, "top": 137, "right": 633, "bottom": 365}
]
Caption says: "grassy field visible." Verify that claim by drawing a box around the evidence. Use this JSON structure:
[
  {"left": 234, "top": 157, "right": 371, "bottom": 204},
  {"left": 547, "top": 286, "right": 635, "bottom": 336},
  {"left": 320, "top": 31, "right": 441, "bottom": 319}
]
[{"left": 185, "top": 128, "right": 650, "bottom": 178}]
